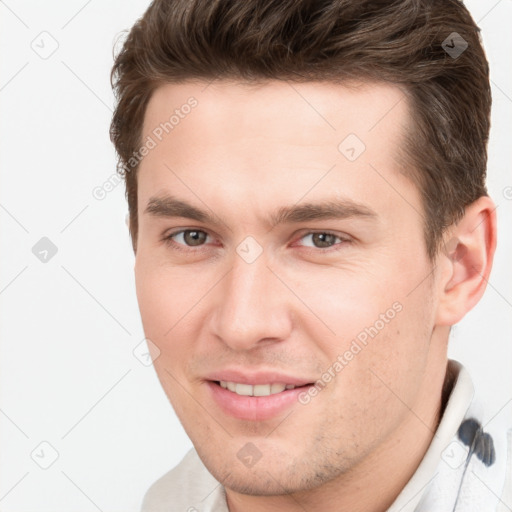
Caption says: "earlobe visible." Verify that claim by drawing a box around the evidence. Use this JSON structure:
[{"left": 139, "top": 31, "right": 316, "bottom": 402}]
[{"left": 435, "top": 196, "right": 497, "bottom": 326}]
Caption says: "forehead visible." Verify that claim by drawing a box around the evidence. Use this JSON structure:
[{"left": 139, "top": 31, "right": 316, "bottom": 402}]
[
  {"left": 137, "top": 79, "right": 418, "bottom": 227},
  {"left": 142, "top": 79, "right": 409, "bottom": 150}
]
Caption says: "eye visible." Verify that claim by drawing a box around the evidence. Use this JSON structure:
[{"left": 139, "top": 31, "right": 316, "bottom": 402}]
[
  {"left": 296, "top": 231, "right": 349, "bottom": 250},
  {"left": 162, "top": 229, "right": 350, "bottom": 253},
  {"left": 163, "top": 229, "right": 212, "bottom": 249}
]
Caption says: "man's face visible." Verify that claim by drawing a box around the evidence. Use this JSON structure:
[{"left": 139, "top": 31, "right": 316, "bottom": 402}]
[{"left": 134, "top": 80, "right": 446, "bottom": 495}]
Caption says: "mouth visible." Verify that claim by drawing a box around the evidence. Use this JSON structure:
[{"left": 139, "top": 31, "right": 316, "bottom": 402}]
[{"left": 206, "top": 379, "right": 314, "bottom": 421}]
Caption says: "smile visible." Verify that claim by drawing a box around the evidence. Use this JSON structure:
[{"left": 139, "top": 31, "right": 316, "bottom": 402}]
[
  {"left": 207, "top": 379, "right": 314, "bottom": 421},
  {"left": 218, "top": 381, "right": 298, "bottom": 396}
]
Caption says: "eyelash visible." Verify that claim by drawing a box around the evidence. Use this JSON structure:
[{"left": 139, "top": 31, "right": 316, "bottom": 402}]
[{"left": 161, "top": 229, "right": 351, "bottom": 254}]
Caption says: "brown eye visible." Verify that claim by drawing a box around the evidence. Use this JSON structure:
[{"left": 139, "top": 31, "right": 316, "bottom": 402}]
[
  {"left": 182, "top": 230, "right": 207, "bottom": 246},
  {"left": 300, "top": 232, "right": 342, "bottom": 249},
  {"left": 165, "top": 229, "right": 210, "bottom": 248},
  {"left": 311, "top": 233, "right": 337, "bottom": 248}
]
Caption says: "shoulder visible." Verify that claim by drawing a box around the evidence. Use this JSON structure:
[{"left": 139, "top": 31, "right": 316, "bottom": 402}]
[{"left": 140, "top": 448, "right": 225, "bottom": 512}]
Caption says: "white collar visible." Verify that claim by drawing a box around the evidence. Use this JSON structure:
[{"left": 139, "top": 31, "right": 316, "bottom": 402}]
[{"left": 387, "top": 359, "right": 474, "bottom": 511}]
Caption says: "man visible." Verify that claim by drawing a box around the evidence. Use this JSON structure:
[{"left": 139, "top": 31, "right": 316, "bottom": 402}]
[{"left": 110, "top": 0, "right": 511, "bottom": 510}]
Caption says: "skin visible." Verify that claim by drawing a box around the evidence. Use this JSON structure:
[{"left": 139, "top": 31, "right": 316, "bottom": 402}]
[{"left": 133, "top": 80, "right": 496, "bottom": 512}]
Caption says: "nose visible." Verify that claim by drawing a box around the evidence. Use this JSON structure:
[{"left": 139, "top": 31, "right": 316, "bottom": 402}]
[{"left": 209, "top": 251, "right": 294, "bottom": 351}]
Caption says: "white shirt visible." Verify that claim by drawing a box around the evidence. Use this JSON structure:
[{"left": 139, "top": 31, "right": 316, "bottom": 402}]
[{"left": 141, "top": 360, "right": 512, "bottom": 511}]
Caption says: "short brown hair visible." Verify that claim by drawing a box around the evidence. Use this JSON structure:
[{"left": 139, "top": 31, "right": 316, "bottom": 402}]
[{"left": 110, "top": 0, "right": 491, "bottom": 257}]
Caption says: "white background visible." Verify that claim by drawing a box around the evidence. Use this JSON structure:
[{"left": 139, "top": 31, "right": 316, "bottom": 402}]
[{"left": 0, "top": 1, "right": 510, "bottom": 510}]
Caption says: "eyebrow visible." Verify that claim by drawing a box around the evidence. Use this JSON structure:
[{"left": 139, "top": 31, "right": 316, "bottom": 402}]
[{"left": 144, "top": 194, "right": 378, "bottom": 228}]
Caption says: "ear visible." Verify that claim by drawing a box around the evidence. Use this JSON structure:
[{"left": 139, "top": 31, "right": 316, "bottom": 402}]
[{"left": 435, "top": 196, "right": 497, "bottom": 326}]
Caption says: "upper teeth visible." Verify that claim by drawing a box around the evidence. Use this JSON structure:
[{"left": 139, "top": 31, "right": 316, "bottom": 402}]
[{"left": 219, "top": 382, "right": 297, "bottom": 396}]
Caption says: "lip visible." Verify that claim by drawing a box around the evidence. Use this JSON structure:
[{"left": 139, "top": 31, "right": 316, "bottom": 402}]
[{"left": 204, "top": 369, "right": 314, "bottom": 421}]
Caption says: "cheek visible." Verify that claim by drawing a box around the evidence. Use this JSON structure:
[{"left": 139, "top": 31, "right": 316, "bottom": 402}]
[
  {"left": 134, "top": 258, "right": 201, "bottom": 356},
  {"left": 134, "top": 261, "right": 205, "bottom": 414},
  {"left": 296, "top": 256, "right": 435, "bottom": 403},
  {"left": 284, "top": 260, "right": 404, "bottom": 341},
  {"left": 319, "top": 308, "right": 432, "bottom": 451}
]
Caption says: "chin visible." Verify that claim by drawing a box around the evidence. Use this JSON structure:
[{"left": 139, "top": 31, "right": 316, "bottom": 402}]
[
  {"left": 197, "top": 446, "right": 332, "bottom": 497},
  {"left": 222, "top": 470, "right": 307, "bottom": 496}
]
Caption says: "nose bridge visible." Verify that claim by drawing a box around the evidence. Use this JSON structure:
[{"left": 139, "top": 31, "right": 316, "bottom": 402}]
[{"left": 211, "top": 249, "right": 291, "bottom": 349}]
